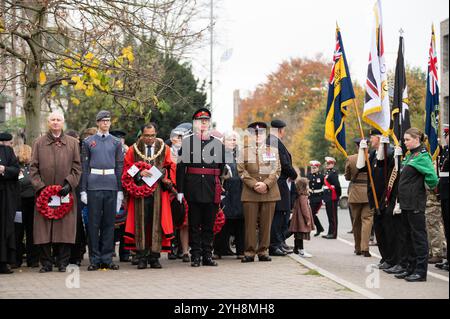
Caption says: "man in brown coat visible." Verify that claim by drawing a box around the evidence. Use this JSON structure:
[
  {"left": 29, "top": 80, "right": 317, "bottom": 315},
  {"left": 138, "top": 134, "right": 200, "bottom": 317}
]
[
  {"left": 30, "top": 111, "right": 82, "bottom": 272},
  {"left": 344, "top": 138, "right": 372, "bottom": 257},
  {"left": 237, "top": 122, "right": 281, "bottom": 263}
]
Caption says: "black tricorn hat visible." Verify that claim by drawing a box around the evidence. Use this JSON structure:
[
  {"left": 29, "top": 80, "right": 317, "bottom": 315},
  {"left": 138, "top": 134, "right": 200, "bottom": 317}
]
[
  {"left": 247, "top": 121, "right": 267, "bottom": 134},
  {"left": 110, "top": 130, "right": 127, "bottom": 139},
  {"left": 369, "top": 128, "right": 382, "bottom": 136}
]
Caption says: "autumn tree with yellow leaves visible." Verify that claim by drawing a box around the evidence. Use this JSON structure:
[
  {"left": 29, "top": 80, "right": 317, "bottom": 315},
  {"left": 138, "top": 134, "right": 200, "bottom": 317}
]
[{"left": 0, "top": 0, "right": 209, "bottom": 143}]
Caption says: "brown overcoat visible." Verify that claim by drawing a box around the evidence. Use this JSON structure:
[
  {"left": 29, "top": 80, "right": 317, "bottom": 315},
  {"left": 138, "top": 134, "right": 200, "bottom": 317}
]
[
  {"left": 344, "top": 154, "right": 369, "bottom": 204},
  {"left": 30, "top": 132, "right": 82, "bottom": 244},
  {"left": 289, "top": 194, "right": 315, "bottom": 234}
]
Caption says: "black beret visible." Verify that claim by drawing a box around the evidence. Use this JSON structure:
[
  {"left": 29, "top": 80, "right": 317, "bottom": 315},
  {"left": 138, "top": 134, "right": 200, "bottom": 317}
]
[
  {"left": 192, "top": 108, "right": 211, "bottom": 120},
  {"left": 271, "top": 119, "right": 286, "bottom": 128},
  {"left": 0, "top": 132, "right": 13, "bottom": 142}
]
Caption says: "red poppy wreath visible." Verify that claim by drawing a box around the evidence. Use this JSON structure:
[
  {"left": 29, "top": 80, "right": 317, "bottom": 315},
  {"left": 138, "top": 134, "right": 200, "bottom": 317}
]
[
  {"left": 36, "top": 185, "right": 73, "bottom": 220},
  {"left": 122, "top": 161, "right": 158, "bottom": 198}
]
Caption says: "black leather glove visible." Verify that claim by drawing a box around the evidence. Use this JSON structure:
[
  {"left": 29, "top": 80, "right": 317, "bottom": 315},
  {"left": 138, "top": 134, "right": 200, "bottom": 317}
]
[{"left": 59, "top": 182, "right": 71, "bottom": 197}]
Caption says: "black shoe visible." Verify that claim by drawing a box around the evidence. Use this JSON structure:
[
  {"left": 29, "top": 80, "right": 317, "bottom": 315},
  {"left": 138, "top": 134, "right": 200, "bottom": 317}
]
[
  {"left": 87, "top": 264, "right": 99, "bottom": 271},
  {"left": 182, "top": 254, "right": 190, "bottom": 263},
  {"left": 58, "top": 265, "right": 67, "bottom": 272},
  {"left": 384, "top": 265, "right": 406, "bottom": 274},
  {"left": 120, "top": 256, "right": 131, "bottom": 262},
  {"left": 39, "top": 266, "right": 53, "bottom": 273},
  {"left": 168, "top": 252, "right": 177, "bottom": 260},
  {"left": 131, "top": 256, "right": 139, "bottom": 266},
  {"left": 405, "top": 273, "right": 426, "bottom": 282},
  {"left": 395, "top": 271, "right": 412, "bottom": 279},
  {"left": 281, "top": 247, "right": 294, "bottom": 254},
  {"left": 269, "top": 248, "right": 287, "bottom": 256},
  {"left": 149, "top": 259, "right": 162, "bottom": 269},
  {"left": 191, "top": 257, "right": 201, "bottom": 267},
  {"left": 258, "top": 255, "right": 272, "bottom": 262},
  {"left": 314, "top": 231, "right": 322, "bottom": 237},
  {"left": 362, "top": 251, "right": 371, "bottom": 257},
  {"left": 322, "top": 234, "right": 337, "bottom": 239},
  {"left": 435, "top": 261, "right": 448, "bottom": 269},
  {"left": 137, "top": 259, "right": 147, "bottom": 269},
  {"left": 378, "top": 262, "right": 393, "bottom": 270},
  {"left": 0, "top": 264, "right": 14, "bottom": 274},
  {"left": 241, "top": 256, "right": 254, "bottom": 263},
  {"left": 354, "top": 250, "right": 362, "bottom": 255},
  {"left": 443, "top": 263, "right": 449, "bottom": 271},
  {"left": 202, "top": 256, "right": 218, "bottom": 266},
  {"left": 106, "top": 263, "right": 120, "bottom": 270}
]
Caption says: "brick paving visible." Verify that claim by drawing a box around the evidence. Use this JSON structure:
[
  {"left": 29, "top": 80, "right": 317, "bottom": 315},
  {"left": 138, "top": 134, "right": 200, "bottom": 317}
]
[{"left": 0, "top": 254, "right": 363, "bottom": 299}]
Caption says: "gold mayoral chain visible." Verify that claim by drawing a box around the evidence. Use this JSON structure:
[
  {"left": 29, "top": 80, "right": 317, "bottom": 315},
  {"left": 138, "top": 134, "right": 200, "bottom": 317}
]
[{"left": 133, "top": 138, "right": 165, "bottom": 162}]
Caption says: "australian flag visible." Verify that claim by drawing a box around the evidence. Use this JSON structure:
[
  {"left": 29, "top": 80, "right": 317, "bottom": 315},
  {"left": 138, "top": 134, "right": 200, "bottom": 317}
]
[{"left": 425, "top": 25, "right": 440, "bottom": 160}]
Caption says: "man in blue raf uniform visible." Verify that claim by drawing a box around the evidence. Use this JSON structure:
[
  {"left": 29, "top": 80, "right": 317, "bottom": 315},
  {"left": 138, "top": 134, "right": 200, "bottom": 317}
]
[
  {"left": 307, "top": 160, "right": 325, "bottom": 236},
  {"left": 267, "top": 119, "right": 297, "bottom": 256},
  {"left": 81, "top": 110, "right": 124, "bottom": 271},
  {"left": 176, "top": 108, "right": 225, "bottom": 267},
  {"left": 322, "top": 157, "right": 341, "bottom": 239},
  {"left": 436, "top": 125, "right": 449, "bottom": 271}
]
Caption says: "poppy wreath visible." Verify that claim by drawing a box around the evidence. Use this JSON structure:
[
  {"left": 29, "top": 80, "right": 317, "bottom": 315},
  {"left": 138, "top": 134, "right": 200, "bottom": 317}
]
[
  {"left": 122, "top": 161, "right": 158, "bottom": 198},
  {"left": 36, "top": 185, "right": 73, "bottom": 220},
  {"left": 213, "top": 206, "right": 226, "bottom": 235}
]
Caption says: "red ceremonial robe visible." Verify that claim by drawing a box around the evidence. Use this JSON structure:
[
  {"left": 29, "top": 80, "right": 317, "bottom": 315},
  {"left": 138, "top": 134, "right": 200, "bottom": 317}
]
[{"left": 123, "top": 141, "right": 176, "bottom": 252}]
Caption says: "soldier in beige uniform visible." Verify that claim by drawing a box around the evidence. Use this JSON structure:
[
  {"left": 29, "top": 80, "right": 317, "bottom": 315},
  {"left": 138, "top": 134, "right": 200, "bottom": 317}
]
[
  {"left": 425, "top": 190, "right": 445, "bottom": 264},
  {"left": 345, "top": 138, "right": 372, "bottom": 257},
  {"left": 237, "top": 122, "right": 281, "bottom": 263}
]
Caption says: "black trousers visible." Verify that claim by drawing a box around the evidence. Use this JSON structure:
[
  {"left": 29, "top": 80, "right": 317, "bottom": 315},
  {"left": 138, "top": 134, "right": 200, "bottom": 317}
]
[
  {"left": 310, "top": 202, "right": 324, "bottom": 233},
  {"left": 70, "top": 200, "right": 87, "bottom": 263},
  {"left": 214, "top": 218, "right": 245, "bottom": 256},
  {"left": 14, "top": 197, "right": 39, "bottom": 266},
  {"left": 188, "top": 202, "right": 218, "bottom": 259},
  {"left": 441, "top": 198, "right": 449, "bottom": 261},
  {"left": 324, "top": 200, "right": 338, "bottom": 237},
  {"left": 401, "top": 210, "right": 429, "bottom": 277},
  {"left": 87, "top": 190, "right": 117, "bottom": 265},
  {"left": 270, "top": 210, "right": 288, "bottom": 250},
  {"left": 374, "top": 210, "right": 397, "bottom": 265},
  {"left": 40, "top": 243, "right": 71, "bottom": 268},
  {"left": 392, "top": 213, "right": 408, "bottom": 267}
]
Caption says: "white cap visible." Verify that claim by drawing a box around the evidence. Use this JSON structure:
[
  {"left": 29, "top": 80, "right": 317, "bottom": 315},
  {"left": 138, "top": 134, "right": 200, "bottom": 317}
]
[
  {"left": 325, "top": 156, "right": 336, "bottom": 164},
  {"left": 309, "top": 160, "right": 321, "bottom": 167}
]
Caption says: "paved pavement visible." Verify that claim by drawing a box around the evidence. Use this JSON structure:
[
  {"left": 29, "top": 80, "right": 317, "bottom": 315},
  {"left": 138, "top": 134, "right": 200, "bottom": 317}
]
[{"left": 0, "top": 207, "right": 447, "bottom": 299}]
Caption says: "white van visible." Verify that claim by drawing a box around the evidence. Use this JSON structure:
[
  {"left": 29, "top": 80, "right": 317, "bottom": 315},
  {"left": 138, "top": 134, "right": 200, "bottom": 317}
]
[{"left": 338, "top": 174, "right": 349, "bottom": 209}]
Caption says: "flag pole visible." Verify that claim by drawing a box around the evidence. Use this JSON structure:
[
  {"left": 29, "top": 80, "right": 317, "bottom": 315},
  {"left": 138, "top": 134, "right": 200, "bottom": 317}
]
[{"left": 352, "top": 99, "right": 381, "bottom": 213}]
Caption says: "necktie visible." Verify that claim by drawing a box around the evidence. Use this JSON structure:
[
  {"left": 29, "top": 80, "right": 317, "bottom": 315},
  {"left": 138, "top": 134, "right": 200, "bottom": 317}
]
[
  {"left": 147, "top": 145, "right": 152, "bottom": 157},
  {"left": 102, "top": 134, "right": 105, "bottom": 139}
]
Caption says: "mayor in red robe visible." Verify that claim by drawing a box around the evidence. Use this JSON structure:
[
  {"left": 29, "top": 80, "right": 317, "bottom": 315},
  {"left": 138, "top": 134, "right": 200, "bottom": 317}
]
[{"left": 122, "top": 124, "right": 176, "bottom": 269}]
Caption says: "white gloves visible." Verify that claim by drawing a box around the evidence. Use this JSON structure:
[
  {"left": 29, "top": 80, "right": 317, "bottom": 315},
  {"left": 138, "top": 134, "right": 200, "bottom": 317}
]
[
  {"left": 80, "top": 192, "right": 88, "bottom": 205},
  {"left": 393, "top": 201, "right": 402, "bottom": 215},
  {"left": 359, "top": 139, "right": 368, "bottom": 149},
  {"left": 116, "top": 191, "right": 124, "bottom": 212},
  {"left": 376, "top": 143, "right": 385, "bottom": 161},
  {"left": 380, "top": 136, "right": 390, "bottom": 144},
  {"left": 177, "top": 193, "right": 184, "bottom": 203},
  {"left": 394, "top": 146, "right": 403, "bottom": 157}
]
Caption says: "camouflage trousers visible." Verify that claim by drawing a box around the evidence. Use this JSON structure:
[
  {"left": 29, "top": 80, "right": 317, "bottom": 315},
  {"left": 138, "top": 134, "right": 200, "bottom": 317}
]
[{"left": 425, "top": 192, "right": 446, "bottom": 258}]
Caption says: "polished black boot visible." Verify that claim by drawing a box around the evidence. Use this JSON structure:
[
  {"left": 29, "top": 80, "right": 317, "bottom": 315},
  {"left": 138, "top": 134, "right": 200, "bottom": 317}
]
[
  {"left": 137, "top": 258, "right": 148, "bottom": 269},
  {"left": 149, "top": 258, "right": 162, "bottom": 269},
  {"left": 202, "top": 255, "right": 218, "bottom": 266}
]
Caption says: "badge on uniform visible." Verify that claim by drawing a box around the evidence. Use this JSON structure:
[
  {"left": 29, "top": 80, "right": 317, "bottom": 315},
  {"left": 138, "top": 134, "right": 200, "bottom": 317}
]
[
  {"left": 262, "top": 153, "right": 276, "bottom": 162},
  {"left": 90, "top": 140, "right": 97, "bottom": 148},
  {"left": 317, "top": 178, "right": 321, "bottom": 183}
]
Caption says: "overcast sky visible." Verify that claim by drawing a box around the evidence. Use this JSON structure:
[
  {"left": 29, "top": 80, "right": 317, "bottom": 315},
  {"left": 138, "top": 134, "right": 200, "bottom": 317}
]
[{"left": 188, "top": 0, "right": 449, "bottom": 132}]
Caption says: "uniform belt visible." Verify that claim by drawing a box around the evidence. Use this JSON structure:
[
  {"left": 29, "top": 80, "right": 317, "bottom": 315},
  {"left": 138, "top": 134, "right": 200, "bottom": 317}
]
[
  {"left": 439, "top": 172, "right": 449, "bottom": 177},
  {"left": 311, "top": 189, "right": 323, "bottom": 194},
  {"left": 91, "top": 168, "right": 115, "bottom": 175},
  {"left": 353, "top": 179, "right": 367, "bottom": 184},
  {"left": 187, "top": 168, "right": 221, "bottom": 176},
  {"left": 323, "top": 186, "right": 334, "bottom": 190}
]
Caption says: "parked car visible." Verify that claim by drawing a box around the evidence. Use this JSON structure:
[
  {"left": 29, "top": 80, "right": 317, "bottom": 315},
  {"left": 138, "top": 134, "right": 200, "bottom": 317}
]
[{"left": 338, "top": 174, "right": 349, "bottom": 209}]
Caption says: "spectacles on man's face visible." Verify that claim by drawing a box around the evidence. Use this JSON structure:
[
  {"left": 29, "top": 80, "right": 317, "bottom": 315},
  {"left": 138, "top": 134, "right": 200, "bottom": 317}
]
[
  {"left": 142, "top": 134, "right": 156, "bottom": 138},
  {"left": 99, "top": 119, "right": 111, "bottom": 123}
]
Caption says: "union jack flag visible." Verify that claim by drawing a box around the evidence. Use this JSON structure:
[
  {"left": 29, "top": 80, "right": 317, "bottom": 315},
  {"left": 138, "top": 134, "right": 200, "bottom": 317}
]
[{"left": 425, "top": 25, "right": 440, "bottom": 160}]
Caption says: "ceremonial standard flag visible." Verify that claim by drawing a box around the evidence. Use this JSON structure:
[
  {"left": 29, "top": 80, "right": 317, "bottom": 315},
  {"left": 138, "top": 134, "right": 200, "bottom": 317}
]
[
  {"left": 391, "top": 35, "right": 411, "bottom": 146},
  {"left": 425, "top": 25, "right": 440, "bottom": 161},
  {"left": 325, "top": 26, "right": 355, "bottom": 158},
  {"left": 362, "top": 0, "right": 391, "bottom": 136}
]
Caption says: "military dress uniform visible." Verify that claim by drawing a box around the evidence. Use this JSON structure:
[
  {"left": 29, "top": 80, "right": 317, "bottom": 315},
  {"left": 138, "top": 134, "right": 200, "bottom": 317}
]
[
  {"left": 322, "top": 157, "right": 341, "bottom": 239},
  {"left": 307, "top": 161, "right": 325, "bottom": 235},
  {"left": 238, "top": 122, "right": 281, "bottom": 262},
  {"left": 176, "top": 108, "right": 225, "bottom": 267}
]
